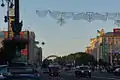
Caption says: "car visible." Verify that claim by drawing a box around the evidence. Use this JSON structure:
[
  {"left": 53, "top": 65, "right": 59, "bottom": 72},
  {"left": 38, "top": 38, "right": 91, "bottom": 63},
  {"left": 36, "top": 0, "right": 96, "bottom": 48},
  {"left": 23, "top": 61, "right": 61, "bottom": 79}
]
[
  {"left": 113, "top": 68, "right": 120, "bottom": 76},
  {"left": 48, "top": 66, "right": 60, "bottom": 77},
  {"left": 1, "top": 74, "right": 40, "bottom": 80},
  {"left": 75, "top": 66, "right": 91, "bottom": 78},
  {"left": 64, "top": 67, "right": 70, "bottom": 71},
  {"left": 107, "top": 65, "right": 120, "bottom": 73},
  {"left": 0, "top": 65, "right": 8, "bottom": 74},
  {"left": 42, "top": 68, "right": 49, "bottom": 73},
  {"left": 8, "top": 66, "right": 40, "bottom": 76}
]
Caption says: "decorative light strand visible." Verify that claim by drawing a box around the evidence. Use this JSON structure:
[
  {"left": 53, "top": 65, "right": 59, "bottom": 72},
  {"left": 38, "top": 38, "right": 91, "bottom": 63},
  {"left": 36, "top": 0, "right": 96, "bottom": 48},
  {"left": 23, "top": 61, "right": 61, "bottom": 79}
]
[{"left": 36, "top": 10, "right": 120, "bottom": 26}]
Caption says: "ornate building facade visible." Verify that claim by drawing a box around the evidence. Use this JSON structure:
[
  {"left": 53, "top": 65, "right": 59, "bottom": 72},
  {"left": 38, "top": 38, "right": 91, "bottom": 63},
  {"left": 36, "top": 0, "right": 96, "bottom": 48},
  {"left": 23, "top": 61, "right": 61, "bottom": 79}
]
[{"left": 86, "top": 28, "right": 120, "bottom": 65}]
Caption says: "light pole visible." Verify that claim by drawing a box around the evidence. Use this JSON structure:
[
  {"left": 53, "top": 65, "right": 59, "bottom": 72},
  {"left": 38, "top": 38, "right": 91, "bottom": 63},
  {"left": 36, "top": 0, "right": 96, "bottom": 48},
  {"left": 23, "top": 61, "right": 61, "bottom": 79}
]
[
  {"left": 1, "top": 0, "right": 14, "bottom": 38},
  {"left": 14, "top": 0, "right": 20, "bottom": 36},
  {"left": 1, "top": 0, "right": 25, "bottom": 63}
]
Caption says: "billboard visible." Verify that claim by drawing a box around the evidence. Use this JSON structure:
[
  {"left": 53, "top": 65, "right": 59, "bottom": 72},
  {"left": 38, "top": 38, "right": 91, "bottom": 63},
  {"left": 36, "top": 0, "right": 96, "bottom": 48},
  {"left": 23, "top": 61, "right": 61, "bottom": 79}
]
[
  {"left": 21, "top": 49, "right": 28, "bottom": 55},
  {"left": 3, "top": 31, "right": 29, "bottom": 56},
  {"left": 113, "top": 28, "right": 120, "bottom": 33}
]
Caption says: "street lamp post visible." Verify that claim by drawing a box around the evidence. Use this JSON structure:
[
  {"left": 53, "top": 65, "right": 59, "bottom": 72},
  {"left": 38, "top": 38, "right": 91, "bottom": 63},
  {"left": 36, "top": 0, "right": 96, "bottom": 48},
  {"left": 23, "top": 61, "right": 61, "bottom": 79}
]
[
  {"left": 14, "top": 0, "right": 19, "bottom": 36},
  {"left": 1, "top": 0, "right": 14, "bottom": 38},
  {"left": 7, "top": 0, "right": 10, "bottom": 38}
]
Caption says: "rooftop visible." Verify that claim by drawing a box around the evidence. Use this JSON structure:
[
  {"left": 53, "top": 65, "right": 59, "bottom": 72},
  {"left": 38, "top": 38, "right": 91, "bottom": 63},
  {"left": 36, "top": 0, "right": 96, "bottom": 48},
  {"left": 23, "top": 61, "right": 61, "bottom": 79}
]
[{"left": 104, "top": 32, "right": 120, "bottom": 37}]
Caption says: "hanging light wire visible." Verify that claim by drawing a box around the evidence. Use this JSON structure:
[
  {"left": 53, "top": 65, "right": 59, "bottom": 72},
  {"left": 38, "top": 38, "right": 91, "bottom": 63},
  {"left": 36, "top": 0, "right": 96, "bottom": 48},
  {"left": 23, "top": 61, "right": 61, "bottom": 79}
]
[{"left": 36, "top": 10, "right": 120, "bottom": 26}]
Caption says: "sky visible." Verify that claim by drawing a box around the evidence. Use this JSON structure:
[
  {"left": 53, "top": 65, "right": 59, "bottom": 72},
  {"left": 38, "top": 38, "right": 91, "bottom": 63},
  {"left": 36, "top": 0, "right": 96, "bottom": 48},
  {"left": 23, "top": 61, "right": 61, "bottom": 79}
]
[{"left": 0, "top": 0, "right": 120, "bottom": 58}]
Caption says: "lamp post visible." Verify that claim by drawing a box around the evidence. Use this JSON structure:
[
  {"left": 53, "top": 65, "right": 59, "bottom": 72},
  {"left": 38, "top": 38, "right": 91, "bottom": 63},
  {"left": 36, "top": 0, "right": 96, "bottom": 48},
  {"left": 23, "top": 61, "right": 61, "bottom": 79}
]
[
  {"left": 7, "top": 0, "right": 10, "bottom": 38},
  {"left": 1, "top": 0, "right": 14, "bottom": 38},
  {"left": 14, "top": 0, "right": 20, "bottom": 37}
]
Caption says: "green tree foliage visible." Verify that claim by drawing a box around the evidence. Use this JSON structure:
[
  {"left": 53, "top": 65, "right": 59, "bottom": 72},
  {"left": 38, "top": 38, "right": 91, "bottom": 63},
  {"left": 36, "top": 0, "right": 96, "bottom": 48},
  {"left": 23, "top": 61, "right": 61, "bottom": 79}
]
[{"left": 54, "top": 52, "right": 96, "bottom": 66}]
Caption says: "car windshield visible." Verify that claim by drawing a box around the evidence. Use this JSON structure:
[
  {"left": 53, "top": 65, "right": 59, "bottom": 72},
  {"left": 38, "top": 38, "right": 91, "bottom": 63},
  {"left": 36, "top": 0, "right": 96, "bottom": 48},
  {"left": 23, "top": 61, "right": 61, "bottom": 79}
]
[{"left": 79, "top": 67, "right": 89, "bottom": 70}]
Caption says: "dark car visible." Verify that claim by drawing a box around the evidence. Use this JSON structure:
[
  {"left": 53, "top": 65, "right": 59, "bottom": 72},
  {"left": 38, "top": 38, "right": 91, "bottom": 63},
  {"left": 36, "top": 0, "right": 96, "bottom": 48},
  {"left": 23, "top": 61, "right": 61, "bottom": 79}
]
[
  {"left": 48, "top": 66, "right": 60, "bottom": 77},
  {"left": 0, "top": 65, "right": 8, "bottom": 74},
  {"left": 75, "top": 66, "right": 91, "bottom": 78},
  {"left": 8, "top": 66, "right": 40, "bottom": 77},
  {"left": 1, "top": 74, "right": 40, "bottom": 80},
  {"left": 107, "top": 65, "right": 120, "bottom": 73},
  {"left": 113, "top": 68, "right": 120, "bottom": 76}
]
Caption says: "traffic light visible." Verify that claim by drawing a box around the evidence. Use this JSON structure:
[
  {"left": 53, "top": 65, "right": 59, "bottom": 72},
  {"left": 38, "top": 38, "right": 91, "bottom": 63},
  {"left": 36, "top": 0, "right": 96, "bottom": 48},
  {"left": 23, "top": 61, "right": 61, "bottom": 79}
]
[{"left": 4, "top": 16, "right": 8, "bottom": 23}]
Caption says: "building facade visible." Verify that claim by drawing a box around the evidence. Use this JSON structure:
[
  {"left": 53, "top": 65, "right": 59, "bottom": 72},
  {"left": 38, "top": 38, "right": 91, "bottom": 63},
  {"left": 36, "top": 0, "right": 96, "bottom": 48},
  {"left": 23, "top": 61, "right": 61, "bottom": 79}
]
[
  {"left": 86, "top": 28, "right": 120, "bottom": 65},
  {"left": 33, "top": 46, "right": 42, "bottom": 66},
  {"left": 102, "top": 28, "right": 120, "bottom": 65},
  {"left": 0, "top": 30, "right": 42, "bottom": 65}
]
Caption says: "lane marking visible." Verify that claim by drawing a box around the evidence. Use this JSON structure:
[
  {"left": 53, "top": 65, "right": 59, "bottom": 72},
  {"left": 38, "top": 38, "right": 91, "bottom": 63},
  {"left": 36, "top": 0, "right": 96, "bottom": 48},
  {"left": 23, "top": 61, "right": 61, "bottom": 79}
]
[{"left": 92, "top": 76, "right": 120, "bottom": 80}]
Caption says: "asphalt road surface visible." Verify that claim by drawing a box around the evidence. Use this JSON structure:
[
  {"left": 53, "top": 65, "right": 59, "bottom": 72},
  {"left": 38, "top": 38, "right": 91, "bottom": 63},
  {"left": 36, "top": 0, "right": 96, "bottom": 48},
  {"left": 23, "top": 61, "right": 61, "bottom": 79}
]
[{"left": 40, "top": 71, "right": 120, "bottom": 80}]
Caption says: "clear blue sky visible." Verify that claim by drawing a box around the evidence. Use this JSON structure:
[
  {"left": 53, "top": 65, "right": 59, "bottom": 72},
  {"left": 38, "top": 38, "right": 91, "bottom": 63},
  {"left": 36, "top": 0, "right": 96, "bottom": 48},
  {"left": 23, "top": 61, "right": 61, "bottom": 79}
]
[{"left": 0, "top": 0, "right": 120, "bottom": 57}]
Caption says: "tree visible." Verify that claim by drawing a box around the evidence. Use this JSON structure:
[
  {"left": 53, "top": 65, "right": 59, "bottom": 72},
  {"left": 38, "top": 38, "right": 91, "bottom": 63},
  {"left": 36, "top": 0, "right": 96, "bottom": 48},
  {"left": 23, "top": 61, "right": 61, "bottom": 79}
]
[
  {"left": 55, "top": 57, "right": 66, "bottom": 66},
  {"left": 54, "top": 52, "right": 96, "bottom": 66},
  {"left": 74, "top": 52, "right": 96, "bottom": 65}
]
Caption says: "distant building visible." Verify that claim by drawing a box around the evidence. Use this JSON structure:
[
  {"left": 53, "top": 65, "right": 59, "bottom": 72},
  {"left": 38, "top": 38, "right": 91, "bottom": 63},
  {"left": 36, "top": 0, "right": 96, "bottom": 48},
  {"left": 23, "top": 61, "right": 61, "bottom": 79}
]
[
  {"left": 86, "top": 28, "right": 120, "bottom": 65},
  {"left": 85, "top": 38, "right": 97, "bottom": 54},
  {"left": 102, "top": 28, "right": 120, "bottom": 65}
]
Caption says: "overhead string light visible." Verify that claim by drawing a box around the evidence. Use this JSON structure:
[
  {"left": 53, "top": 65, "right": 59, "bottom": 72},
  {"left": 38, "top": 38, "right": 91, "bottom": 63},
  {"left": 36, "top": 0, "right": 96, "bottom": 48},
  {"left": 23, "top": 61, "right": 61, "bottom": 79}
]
[{"left": 36, "top": 10, "right": 120, "bottom": 26}]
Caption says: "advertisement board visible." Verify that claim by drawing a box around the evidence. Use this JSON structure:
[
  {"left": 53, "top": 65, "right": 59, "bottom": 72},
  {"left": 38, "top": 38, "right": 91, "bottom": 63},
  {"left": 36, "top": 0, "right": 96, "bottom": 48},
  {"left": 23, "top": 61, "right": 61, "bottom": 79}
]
[
  {"left": 3, "top": 31, "right": 29, "bottom": 56},
  {"left": 20, "top": 31, "right": 28, "bottom": 40},
  {"left": 113, "top": 28, "right": 120, "bottom": 33},
  {"left": 21, "top": 49, "right": 28, "bottom": 55}
]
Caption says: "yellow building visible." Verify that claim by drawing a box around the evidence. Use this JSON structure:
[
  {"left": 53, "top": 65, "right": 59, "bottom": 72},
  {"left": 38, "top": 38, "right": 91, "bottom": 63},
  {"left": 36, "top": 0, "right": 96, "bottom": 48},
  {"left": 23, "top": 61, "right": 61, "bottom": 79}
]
[
  {"left": 85, "top": 38, "right": 97, "bottom": 54},
  {"left": 86, "top": 28, "right": 120, "bottom": 65}
]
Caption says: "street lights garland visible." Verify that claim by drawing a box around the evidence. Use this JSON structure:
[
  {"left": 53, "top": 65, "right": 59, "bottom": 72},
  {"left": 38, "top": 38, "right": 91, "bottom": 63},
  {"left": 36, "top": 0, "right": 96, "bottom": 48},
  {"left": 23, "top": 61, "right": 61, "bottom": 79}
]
[
  {"left": 36, "top": 10, "right": 120, "bottom": 26},
  {"left": 1, "top": 0, "right": 14, "bottom": 7}
]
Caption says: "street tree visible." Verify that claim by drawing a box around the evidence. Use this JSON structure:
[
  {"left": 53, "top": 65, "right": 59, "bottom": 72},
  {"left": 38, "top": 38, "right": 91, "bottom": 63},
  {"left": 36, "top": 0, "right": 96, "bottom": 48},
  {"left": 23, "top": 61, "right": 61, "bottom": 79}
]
[{"left": 54, "top": 52, "right": 96, "bottom": 66}]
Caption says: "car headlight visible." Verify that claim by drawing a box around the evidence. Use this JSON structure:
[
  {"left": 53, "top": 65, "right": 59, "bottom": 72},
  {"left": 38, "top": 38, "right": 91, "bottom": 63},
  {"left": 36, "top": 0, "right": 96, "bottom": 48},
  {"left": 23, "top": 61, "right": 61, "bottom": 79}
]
[
  {"left": 81, "top": 70, "right": 84, "bottom": 73},
  {"left": 115, "top": 68, "right": 119, "bottom": 72}
]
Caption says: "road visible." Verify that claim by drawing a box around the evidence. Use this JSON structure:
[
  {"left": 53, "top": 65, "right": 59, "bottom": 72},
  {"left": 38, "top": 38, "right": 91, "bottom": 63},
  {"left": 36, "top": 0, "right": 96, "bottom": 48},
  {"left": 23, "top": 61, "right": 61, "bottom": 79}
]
[{"left": 40, "top": 71, "right": 120, "bottom": 80}]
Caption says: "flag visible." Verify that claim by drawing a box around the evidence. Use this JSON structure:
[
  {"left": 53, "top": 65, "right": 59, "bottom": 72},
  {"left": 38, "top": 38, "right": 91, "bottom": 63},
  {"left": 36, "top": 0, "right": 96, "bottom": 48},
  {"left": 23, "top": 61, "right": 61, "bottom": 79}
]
[{"left": 97, "top": 30, "right": 100, "bottom": 34}]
